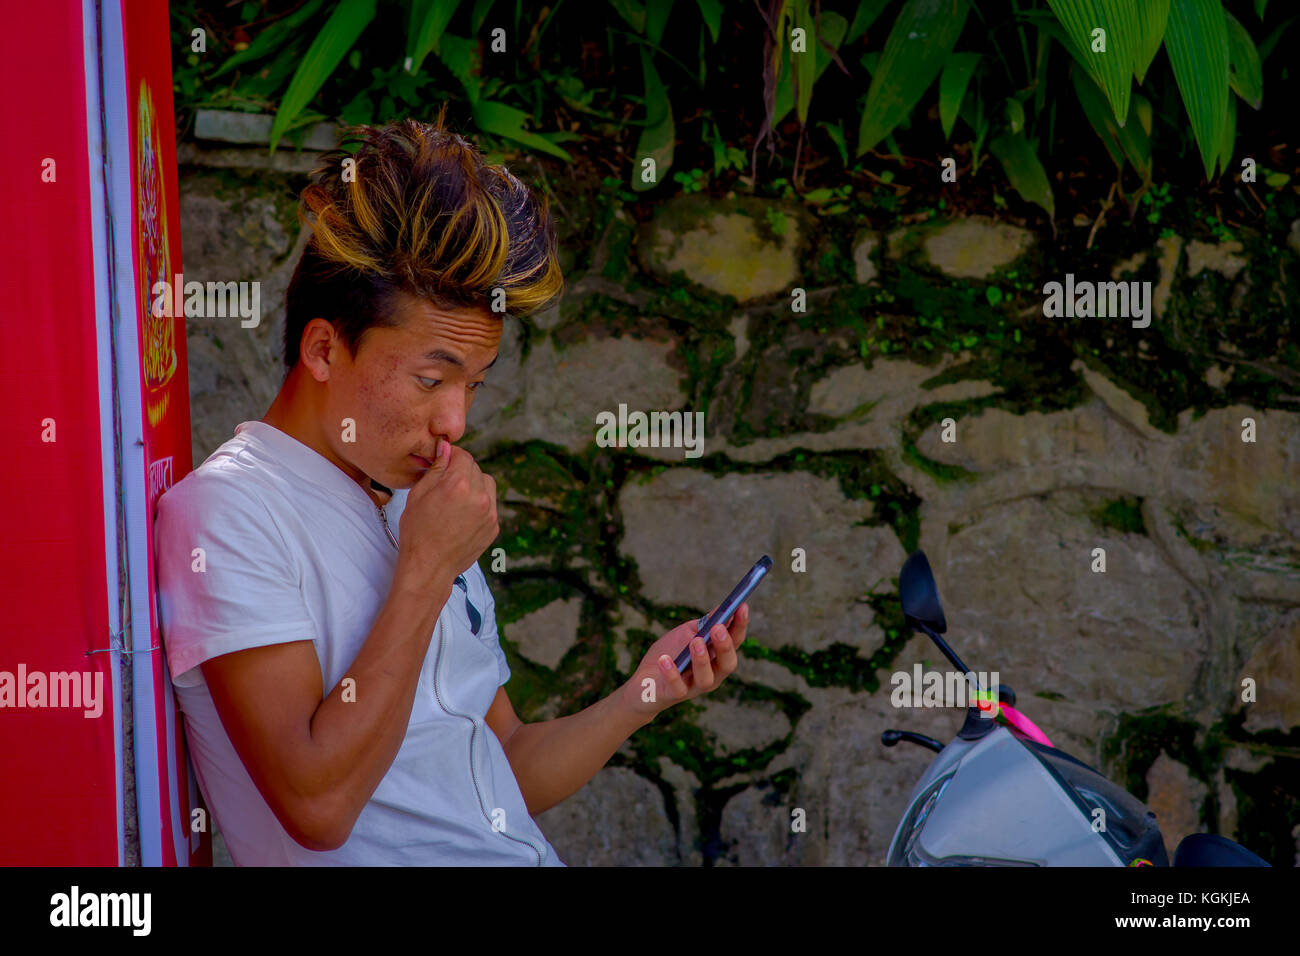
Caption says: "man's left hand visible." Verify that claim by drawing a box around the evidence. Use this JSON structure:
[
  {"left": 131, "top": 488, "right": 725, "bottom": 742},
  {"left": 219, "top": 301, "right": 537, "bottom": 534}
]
[{"left": 620, "top": 603, "right": 749, "bottom": 722}]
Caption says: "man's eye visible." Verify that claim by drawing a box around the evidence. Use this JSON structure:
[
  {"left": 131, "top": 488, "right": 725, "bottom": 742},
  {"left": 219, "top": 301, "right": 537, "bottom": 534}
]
[
  {"left": 417, "top": 376, "right": 439, "bottom": 389},
  {"left": 469, "top": 381, "right": 486, "bottom": 391}
]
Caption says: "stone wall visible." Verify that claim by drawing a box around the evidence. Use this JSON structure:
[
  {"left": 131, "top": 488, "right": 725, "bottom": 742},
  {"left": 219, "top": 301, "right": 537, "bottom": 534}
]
[{"left": 178, "top": 147, "right": 1300, "bottom": 867}]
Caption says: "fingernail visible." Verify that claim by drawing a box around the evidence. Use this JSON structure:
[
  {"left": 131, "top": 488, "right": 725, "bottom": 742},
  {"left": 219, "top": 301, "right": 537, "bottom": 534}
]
[{"left": 658, "top": 655, "right": 673, "bottom": 671}]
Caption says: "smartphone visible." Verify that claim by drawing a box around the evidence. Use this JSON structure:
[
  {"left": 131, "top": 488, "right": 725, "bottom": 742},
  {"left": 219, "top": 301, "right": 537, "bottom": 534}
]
[{"left": 674, "top": 555, "right": 772, "bottom": 676}]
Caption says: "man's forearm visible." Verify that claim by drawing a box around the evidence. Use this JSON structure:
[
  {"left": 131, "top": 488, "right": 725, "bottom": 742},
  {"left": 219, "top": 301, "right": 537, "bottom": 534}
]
[
  {"left": 302, "top": 572, "right": 454, "bottom": 840},
  {"left": 500, "top": 684, "right": 652, "bottom": 816}
]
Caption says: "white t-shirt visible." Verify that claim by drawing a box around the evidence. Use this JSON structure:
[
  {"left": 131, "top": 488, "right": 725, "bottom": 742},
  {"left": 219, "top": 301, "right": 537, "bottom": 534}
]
[{"left": 154, "top": 420, "right": 564, "bottom": 866}]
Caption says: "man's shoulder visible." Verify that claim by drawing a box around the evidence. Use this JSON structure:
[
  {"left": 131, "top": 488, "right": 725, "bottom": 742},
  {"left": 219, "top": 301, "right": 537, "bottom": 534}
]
[
  {"left": 160, "top": 460, "right": 253, "bottom": 511},
  {"left": 156, "top": 433, "right": 285, "bottom": 534},
  {"left": 161, "top": 429, "right": 286, "bottom": 504}
]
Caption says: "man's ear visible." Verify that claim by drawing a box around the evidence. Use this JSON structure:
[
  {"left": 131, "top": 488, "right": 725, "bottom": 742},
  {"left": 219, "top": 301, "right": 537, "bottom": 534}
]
[{"left": 299, "top": 318, "right": 338, "bottom": 382}]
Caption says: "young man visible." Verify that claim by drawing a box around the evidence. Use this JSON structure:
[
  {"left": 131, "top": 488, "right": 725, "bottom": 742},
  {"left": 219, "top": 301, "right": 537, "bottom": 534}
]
[{"left": 154, "top": 117, "right": 749, "bottom": 866}]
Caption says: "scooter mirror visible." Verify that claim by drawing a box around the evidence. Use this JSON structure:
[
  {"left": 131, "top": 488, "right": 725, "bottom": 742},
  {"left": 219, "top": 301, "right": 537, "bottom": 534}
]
[{"left": 900, "top": 550, "right": 948, "bottom": 634}]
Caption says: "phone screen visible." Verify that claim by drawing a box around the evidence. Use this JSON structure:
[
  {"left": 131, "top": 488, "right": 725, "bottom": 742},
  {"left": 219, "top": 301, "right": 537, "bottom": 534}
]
[{"left": 674, "top": 555, "right": 772, "bottom": 675}]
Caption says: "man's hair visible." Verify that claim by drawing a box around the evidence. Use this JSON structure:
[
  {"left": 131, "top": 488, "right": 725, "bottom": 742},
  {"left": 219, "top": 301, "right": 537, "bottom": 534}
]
[{"left": 282, "top": 108, "right": 563, "bottom": 369}]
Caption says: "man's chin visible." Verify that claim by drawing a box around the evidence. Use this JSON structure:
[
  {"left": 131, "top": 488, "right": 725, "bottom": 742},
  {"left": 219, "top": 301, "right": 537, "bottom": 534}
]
[
  {"left": 366, "top": 466, "right": 419, "bottom": 492},
  {"left": 365, "top": 453, "right": 438, "bottom": 491}
]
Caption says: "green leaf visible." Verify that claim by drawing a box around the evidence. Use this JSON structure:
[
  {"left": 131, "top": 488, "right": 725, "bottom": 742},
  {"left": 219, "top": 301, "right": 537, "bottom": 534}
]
[
  {"left": 338, "top": 90, "right": 374, "bottom": 126},
  {"left": 846, "top": 0, "right": 893, "bottom": 44},
  {"left": 819, "top": 120, "right": 849, "bottom": 165},
  {"left": 212, "top": 0, "right": 326, "bottom": 78},
  {"left": 1133, "top": 0, "right": 1170, "bottom": 83},
  {"left": 646, "top": 0, "right": 675, "bottom": 45},
  {"left": 1071, "top": 64, "right": 1151, "bottom": 180},
  {"left": 773, "top": 12, "right": 848, "bottom": 125},
  {"left": 269, "top": 0, "right": 376, "bottom": 153},
  {"left": 632, "top": 48, "right": 674, "bottom": 191},
  {"left": 957, "top": 82, "right": 989, "bottom": 168},
  {"left": 471, "top": 0, "right": 498, "bottom": 34},
  {"left": 1045, "top": 1, "right": 1141, "bottom": 124},
  {"left": 1164, "top": 0, "right": 1229, "bottom": 180},
  {"left": 794, "top": 0, "right": 817, "bottom": 124},
  {"left": 1257, "top": 15, "right": 1295, "bottom": 62},
  {"left": 1120, "top": 96, "right": 1154, "bottom": 179},
  {"left": 609, "top": 0, "right": 647, "bottom": 34},
  {"left": 237, "top": 35, "right": 312, "bottom": 97},
  {"left": 1072, "top": 65, "right": 1124, "bottom": 168},
  {"left": 437, "top": 33, "right": 483, "bottom": 102},
  {"left": 856, "top": 0, "right": 972, "bottom": 157},
  {"left": 1004, "top": 97, "right": 1025, "bottom": 134},
  {"left": 694, "top": 0, "right": 722, "bottom": 43},
  {"left": 407, "top": 0, "right": 462, "bottom": 75},
  {"left": 1225, "top": 10, "right": 1263, "bottom": 109},
  {"left": 938, "top": 52, "right": 980, "bottom": 140},
  {"left": 471, "top": 100, "right": 574, "bottom": 160},
  {"left": 1217, "top": 87, "right": 1236, "bottom": 177},
  {"left": 1133, "top": 93, "right": 1153, "bottom": 135},
  {"left": 989, "top": 131, "right": 1054, "bottom": 222},
  {"left": 1255, "top": 0, "right": 1268, "bottom": 20}
]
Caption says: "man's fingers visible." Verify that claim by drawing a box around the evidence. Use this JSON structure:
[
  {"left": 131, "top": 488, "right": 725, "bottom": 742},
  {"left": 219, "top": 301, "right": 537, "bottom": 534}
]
[
  {"left": 657, "top": 654, "right": 689, "bottom": 700},
  {"left": 710, "top": 617, "right": 741, "bottom": 676},
  {"left": 726, "top": 602, "right": 749, "bottom": 648},
  {"left": 688, "top": 635, "right": 715, "bottom": 690},
  {"left": 660, "top": 602, "right": 748, "bottom": 701}
]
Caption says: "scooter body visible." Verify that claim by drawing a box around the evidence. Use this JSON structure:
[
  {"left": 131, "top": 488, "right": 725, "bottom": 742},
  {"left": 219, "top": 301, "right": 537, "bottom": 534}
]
[
  {"left": 887, "top": 722, "right": 1167, "bottom": 866},
  {"left": 883, "top": 550, "right": 1267, "bottom": 868}
]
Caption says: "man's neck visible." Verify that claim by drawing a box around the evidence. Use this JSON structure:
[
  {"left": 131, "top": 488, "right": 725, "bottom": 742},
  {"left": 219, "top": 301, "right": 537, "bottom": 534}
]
[{"left": 263, "top": 369, "right": 383, "bottom": 504}]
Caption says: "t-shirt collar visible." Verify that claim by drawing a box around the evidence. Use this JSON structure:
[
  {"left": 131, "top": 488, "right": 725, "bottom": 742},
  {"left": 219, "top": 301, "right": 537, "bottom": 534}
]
[{"left": 234, "top": 420, "right": 381, "bottom": 511}]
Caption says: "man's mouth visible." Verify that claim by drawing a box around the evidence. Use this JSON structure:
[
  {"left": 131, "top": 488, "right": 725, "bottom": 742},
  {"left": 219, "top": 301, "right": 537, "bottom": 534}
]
[{"left": 411, "top": 453, "right": 434, "bottom": 468}]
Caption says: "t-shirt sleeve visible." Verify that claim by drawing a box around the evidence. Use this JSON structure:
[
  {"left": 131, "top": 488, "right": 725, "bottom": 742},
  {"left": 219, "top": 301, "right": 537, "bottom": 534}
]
[
  {"left": 471, "top": 563, "right": 510, "bottom": 687},
  {"left": 154, "top": 473, "right": 317, "bottom": 689}
]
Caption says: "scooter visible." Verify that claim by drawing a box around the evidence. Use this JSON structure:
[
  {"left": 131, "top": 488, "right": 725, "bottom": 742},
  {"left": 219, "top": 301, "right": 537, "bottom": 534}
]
[{"left": 882, "top": 550, "right": 1269, "bottom": 867}]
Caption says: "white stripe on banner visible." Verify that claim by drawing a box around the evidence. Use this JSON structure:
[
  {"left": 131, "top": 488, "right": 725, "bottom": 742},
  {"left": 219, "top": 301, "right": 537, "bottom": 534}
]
[
  {"left": 165, "top": 660, "right": 186, "bottom": 860},
  {"left": 99, "top": 0, "right": 166, "bottom": 867},
  {"left": 83, "top": 0, "right": 126, "bottom": 869}
]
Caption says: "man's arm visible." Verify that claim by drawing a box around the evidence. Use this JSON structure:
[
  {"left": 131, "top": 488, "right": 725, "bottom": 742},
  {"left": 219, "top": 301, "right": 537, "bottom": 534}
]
[
  {"left": 202, "top": 574, "right": 454, "bottom": 851},
  {"left": 485, "top": 685, "right": 649, "bottom": 817},
  {"left": 486, "top": 603, "right": 749, "bottom": 817}
]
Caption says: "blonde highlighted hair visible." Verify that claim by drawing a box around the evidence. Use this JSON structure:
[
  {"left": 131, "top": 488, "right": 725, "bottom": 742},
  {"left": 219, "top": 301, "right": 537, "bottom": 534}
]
[{"left": 283, "top": 107, "right": 563, "bottom": 367}]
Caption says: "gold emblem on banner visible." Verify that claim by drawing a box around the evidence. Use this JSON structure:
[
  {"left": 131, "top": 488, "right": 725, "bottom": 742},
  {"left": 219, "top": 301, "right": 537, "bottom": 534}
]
[{"left": 137, "top": 80, "right": 176, "bottom": 428}]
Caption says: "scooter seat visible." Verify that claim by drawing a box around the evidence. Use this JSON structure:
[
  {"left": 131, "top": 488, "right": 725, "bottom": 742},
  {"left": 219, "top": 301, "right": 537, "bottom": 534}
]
[{"left": 1172, "top": 833, "right": 1269, "bottom": 867}]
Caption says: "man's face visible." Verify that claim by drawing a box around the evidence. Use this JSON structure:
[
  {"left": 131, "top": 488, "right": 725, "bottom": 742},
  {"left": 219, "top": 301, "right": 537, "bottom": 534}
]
[{"left": 319, "top": 292, "right": 501, "bottom": 490}]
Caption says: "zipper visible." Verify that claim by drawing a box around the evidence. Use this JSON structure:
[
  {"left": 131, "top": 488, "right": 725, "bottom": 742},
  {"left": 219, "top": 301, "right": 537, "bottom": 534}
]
[
  {"left": 373, "top": 495, "right": 543, "bottom": 863},
  {"left": 377, "top": 503, "right": 398, "bottom": 549},
  {"left": 432, "top": 617, "right": 547, "bottom": 866}
]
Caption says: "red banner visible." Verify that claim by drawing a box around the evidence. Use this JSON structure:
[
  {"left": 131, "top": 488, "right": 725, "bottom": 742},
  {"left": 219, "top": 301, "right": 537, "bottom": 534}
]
[
  {"left": 107, "top": 0, "right": 208, "bottom": 866},
  {"left": 0, "top": 0, "right": 208, "bottom": 866},
  {"left": 0, "top": 0, "right": 122, "bottom": 865}
]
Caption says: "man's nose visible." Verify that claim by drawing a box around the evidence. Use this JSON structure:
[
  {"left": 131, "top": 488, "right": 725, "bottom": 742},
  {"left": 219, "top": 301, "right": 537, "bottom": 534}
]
[{"left": 431, "top": 393, "right": 468, "bottom": 445}]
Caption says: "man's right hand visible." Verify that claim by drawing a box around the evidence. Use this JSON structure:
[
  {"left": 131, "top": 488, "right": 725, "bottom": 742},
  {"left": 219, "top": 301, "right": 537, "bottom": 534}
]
[{"left": 395, "top": 438, "right": 499, "bottom": 592}]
